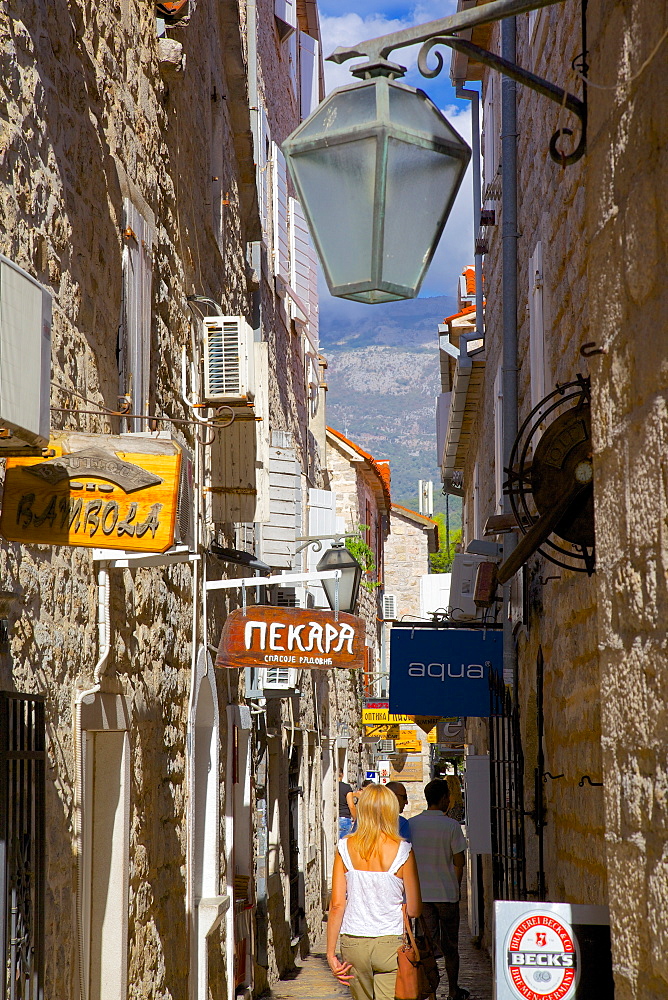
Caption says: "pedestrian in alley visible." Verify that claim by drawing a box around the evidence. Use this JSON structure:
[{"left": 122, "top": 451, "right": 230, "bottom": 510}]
[
  {"left": 409, "top": 779, "right": 469, "bottom": 1000},
  {"left": 326, "top": 783, "right": 422, "bottom": 1000},
  {"left": 339, "top": 769, "right": 357, "bottom": 839},
  {"left": 386, "top": 781, "right": 411, "bottom": 840}
]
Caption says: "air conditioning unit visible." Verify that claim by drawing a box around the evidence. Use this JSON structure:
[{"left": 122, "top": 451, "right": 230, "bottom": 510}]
[
  {"left": 203, "top": 316, "right": 255, "bottom": 404},
  {"left": 382, "top": 593, "right": 398, "bottom": 621},
  {"left": 449, "top": 552, "right": 491, "bottom": 621},
  {"left": 377, "top": 739, "right": 395, "bottom": 754},
  {"left": 258, "top": 666, "right": 300, "bottom": 697},
  {"left": 0, "top": 254, "right": 52, "bottom": 456}
]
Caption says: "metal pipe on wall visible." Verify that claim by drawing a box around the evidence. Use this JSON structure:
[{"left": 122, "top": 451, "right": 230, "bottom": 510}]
[{"left": 501, "top": 16, "right": 519, "bottom": 697}]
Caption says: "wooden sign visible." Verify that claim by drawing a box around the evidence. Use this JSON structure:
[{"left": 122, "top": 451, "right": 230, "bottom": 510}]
[
  {"left": 410, "top": 715, "right": 441, "bottom": 733},
  {"left": 0, "top": 436, "right": 182, "bottom": 553},
  {"left": 215, "top": 606, "right": 366, "bottom": 670},
  {"left": 395, "top": 736, "right": 422, "bottom": 754},
  {"left": 390, "top": 758, "right": 423, "bottom": 782},
  {"left": 363, "top": 724, "right": 400, "bottom": 739}
]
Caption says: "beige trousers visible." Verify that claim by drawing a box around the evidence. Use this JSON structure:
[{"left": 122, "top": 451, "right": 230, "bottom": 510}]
[{"left": 340, "top": 934, "right": 403, "bottom": 1000}]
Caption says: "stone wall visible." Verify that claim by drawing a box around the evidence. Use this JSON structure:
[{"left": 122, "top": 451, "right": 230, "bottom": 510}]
[
  {"left": 587, "top": 2, "right": 668, "bottom": 996},
  {"left": 384, "top": 508, "right": 432, "bottom": 620},
  {"left": 0, "top": 0, "right": 340, "bottom": 997},
  {"left": 459, "top": 3, "right": 606, "bottom": 940}
]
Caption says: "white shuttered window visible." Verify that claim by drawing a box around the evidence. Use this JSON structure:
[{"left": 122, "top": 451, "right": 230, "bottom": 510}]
[
  {"left": 121, "top": 199, "right": 153, "bottom": 426},
  {"left": 272, "top": 142, "right": 290, "bottom": 280},
  {"left": 483, "top": 76, "right": 497, "bottom": 188},
  {"left": 299, "top": 32, "right": 320, "bottom": 120},
  {"left": 307, "top": 489, "right": 344, "bottom": 608},
  {"left": 263, "top": 441, "right": 302, "bottom": 570},
  {"left": 289, "top": 196, "right": 319, "bottom": 345}
]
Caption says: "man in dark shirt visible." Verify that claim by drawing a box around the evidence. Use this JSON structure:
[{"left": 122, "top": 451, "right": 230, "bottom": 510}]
[{"left": 338, "top": 769, "right": 357, "bottom": 838}]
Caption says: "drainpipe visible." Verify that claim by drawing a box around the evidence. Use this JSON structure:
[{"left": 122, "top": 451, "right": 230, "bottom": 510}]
[
  {"left": 73, "top": 559, "right": 111, "bottom": 1000},
  {"left": 501, "top": 17, "right": 519, "bottom": 696}
]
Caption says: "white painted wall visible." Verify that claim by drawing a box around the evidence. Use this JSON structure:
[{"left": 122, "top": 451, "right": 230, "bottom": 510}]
[{"left": 420, "top": 573, "right": 452, "bottom": 618}]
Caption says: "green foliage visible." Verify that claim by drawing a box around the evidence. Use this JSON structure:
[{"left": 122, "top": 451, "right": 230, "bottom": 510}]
[
  {"left": 345, "top": 525, "right": 382, "bottom": 592},
  {"left": 429, "top": 513, "right": 462, "bottom": 574}
]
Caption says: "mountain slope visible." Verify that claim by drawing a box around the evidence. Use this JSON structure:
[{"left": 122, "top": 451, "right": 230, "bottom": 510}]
[{"left": 320, "top": 295, "right": 460, "bottom": 519}]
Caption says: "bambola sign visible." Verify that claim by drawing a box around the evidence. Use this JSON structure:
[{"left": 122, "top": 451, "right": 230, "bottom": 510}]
[{"left": 215, "top": 606, "right": 366, "bottom": 670}]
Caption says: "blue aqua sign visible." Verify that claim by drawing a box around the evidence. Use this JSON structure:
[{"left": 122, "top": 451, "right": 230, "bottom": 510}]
[{"left": 389, "top": 627, "right": 503, "bottom": 717}]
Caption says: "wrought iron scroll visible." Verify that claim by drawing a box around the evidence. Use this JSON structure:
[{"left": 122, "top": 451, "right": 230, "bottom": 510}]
[
  {"left": 328, "top": 0, "right": 587, "bottom": 166},
  {"left": 417, "top": 36, "right": 586, "bottom": 165},
  {"left": 0, "top": 692, "right": 46, "bottom": 1000}
]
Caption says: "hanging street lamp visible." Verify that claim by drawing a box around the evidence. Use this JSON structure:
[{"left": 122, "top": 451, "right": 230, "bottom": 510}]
[
  {"left": 282, "top": 0, "right": 586, "bottom": 304},
  {"left": 316, "top": 542, "right": 363, "bottom": 614},
  {"left": 283, "top": 71, "right": 471, "bottom": 304}
]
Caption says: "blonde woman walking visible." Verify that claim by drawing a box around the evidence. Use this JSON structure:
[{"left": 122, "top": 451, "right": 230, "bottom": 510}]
[{"left": 327, "top": 783, "right": 422, "bottom": 1000}]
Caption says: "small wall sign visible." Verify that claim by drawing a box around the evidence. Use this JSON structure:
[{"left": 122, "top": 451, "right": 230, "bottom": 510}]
[
  {"left": 215, "top": 606, "right": 366, "bottom": 670},
  {"left": 390, "top": 758, "right": 423, "bottom": 782},
  {"left": 494, "top": 901, "right": 613, "bottom": 1000},
  {"left": 0, "top": 436, "right": 182, "bottom": 553}
]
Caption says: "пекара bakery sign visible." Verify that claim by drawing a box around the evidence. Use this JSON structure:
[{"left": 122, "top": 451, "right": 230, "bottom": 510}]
[{"left": 216, "top": 606, "right": 367, "bottom": 670}]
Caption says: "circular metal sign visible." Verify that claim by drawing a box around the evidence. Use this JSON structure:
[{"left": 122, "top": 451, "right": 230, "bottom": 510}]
[{"left": 504, "top": 911, "right": 579, "bottom": 1000}]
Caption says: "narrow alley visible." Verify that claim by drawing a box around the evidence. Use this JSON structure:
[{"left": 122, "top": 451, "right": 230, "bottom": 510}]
[{"left": 269, "top": 888, "right": 493, "bottom": 1000}]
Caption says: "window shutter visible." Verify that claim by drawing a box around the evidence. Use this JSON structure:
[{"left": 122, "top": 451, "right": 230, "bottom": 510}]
[
  {"left": 275, "top": 0, "right": 297, "bottom": 36},
  {"left": 263, "top": 442, "right": 300, "bottom": 569},
  {"left": 299, "top": 32, "right": 320, "bottom": 121},
  {"left": 209, "top": 343, "right": 269, "bottom": 524},
  {"left": 121, "top": 199, "right": 153, "bottom": 426},
  {"left": 272, "top": 142, "right": 290, "bottom": 280},
  {"left": 529, "top": 241, "right": 546, "bottom": 411},
  {"left": 307, "top": 489, "right": 343, "bottom": 608},
  {"left": 483, "top": 76, "right": 497, "bottom": 187},
  {"left": 257, "top": 107, "right": 271, "bottom": 242},
  {"left": 289, "top": 197, "right": 319, "bottom": 346}
]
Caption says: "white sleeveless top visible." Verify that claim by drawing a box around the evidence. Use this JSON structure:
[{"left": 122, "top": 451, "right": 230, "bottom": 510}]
[{"left": 338, "top": 837, "right": 412, "bottom": 936}]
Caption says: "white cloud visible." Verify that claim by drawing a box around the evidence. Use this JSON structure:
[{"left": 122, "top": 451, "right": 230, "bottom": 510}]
[
  {"left": 421, "top": 102, "right": 476, "bottom": 297},
  {"left": 320, "top": 1, "right": 458, "bottom": 92}
]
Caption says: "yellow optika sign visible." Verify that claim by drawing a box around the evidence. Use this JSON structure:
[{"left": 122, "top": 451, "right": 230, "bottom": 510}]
[
  {"left": 362, "top": 708, "right": 413, "bottom": 725},
  {"left": 0, "top": 437, "right": 182, "bottom": 554}
]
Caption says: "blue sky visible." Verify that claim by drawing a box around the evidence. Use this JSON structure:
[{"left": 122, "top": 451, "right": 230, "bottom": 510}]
[{"left": 317, "top": 0, "right": 480, "bottom": 304}]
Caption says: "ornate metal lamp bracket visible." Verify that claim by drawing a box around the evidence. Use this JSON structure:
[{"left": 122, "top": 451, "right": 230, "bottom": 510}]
[
  {"left": 294, "top": 532, "right": 358, "bottom": 555},
  {"left": 328, "top": 0, "right": 587, "bottom": 165}
]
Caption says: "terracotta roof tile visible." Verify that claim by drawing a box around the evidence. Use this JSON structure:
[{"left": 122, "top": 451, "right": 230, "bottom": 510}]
[
  {"left": 327, "top": 427, "right": 392, "bottom": 507},
  {"left": 443, "top": 303, "right": 477, "bottom": 324},
  {"left": 463, "top": 265, "right": 476, "bottom": 296}
]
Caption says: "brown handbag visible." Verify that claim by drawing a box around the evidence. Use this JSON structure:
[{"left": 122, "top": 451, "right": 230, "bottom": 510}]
[{"left": 395, "top": 907, "right": 439, "bottom": 1000}]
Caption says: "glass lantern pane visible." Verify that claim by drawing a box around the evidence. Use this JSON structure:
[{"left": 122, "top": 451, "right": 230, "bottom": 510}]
[
  {"left": 297, "top": 83, "right": 378, "bottom": 140},
  {"left": 389, "top": 85, "right": 469, "bottom": 147},
  {"left": 293, "top": 137, "right": 377, "bottom": 288},
  {"left": 382, "top": 137, "right": 464, "bottom": 290}
]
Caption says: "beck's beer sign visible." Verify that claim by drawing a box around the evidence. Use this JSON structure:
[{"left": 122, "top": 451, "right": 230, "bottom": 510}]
[
  {"left": 216, "top": 606, "right": 366, "bottom": 670},
  {"left": 0, "top": 435, "right": 183, "bottom": 553}
]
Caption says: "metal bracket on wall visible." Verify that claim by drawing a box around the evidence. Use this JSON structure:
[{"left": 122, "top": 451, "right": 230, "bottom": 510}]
[
  {"left": 578, "top": 774, "right": 603, "bottom": 787},
  {"left": 328, "top": 0, "right": 587, "bottom": 166}
]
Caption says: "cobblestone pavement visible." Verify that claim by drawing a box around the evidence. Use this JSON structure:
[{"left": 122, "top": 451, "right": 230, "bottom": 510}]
[{"left": 268, "top": 889, "right": 493, "bottom": 1000}]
